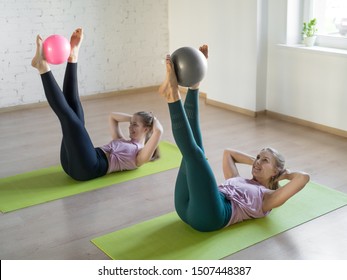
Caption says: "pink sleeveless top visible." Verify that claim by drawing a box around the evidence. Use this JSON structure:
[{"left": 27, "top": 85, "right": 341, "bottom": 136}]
[
  {"left": 100, "top": 139, "right": 144, "bottom": 173},
  {"left": 218, "top": 177, "right": 272, "bottom": 226}
]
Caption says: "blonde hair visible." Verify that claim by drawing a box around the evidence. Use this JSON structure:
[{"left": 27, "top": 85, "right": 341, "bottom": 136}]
[
  {"left": 134, "top": 111, "right": 160, "bottom": 161},
  {"left": 261, "top": 147, "right": 285, "bottom": 190}
]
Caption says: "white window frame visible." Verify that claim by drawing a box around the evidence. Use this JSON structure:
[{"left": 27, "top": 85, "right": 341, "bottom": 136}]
[{"left": 303, "top": 0, "right": 347, "bottom": 50}]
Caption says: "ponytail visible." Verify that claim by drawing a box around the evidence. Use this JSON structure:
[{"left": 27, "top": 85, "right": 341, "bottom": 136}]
[{"left": 134, "top": 111, "right": 160, "bottom": 161}]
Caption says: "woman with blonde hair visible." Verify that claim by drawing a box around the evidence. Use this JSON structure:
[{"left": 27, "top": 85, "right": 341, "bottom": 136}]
[
  {"left": 159, "top": 45, "right": 309, "bottom": 232},
  {"left": 31, "top": 28, "right": 163, "bottom": 181}
]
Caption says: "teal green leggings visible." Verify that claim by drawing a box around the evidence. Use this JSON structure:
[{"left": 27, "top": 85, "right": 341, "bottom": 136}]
[{"left": 169, "top": 89, "right": 232, "bottom": 232}]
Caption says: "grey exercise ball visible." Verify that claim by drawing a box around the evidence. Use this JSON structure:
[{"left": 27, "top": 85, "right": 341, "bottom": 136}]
[{"left": 171, "top": 47, "right": 208, "bottom": 87}]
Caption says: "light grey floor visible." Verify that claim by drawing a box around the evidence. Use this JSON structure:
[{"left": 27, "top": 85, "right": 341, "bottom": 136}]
[{"left": 1, "top": 90, "right": 346, "bottom": 259}]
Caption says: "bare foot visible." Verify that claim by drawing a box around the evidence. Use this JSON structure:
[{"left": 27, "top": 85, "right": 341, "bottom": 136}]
[
  {"left": 68, "top": 28, "right": 84, "bottom": 63},
  {"left": 190, "top": 44, "right": 208, "bottom": 90},
  {"left": 159, "top": 55, "right": 181, "bottom": 103},
  {"left": 31, "top": 35, "right": 50, "bottom": 74},
  {"left": 199, "top": 44, "right": 208, "bottom": 59}
]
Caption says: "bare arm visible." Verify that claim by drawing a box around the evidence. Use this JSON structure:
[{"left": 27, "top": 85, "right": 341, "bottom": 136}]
[
  {"left": 262, "top": 169, "right": 310, "bottom": 212},
  {"left": 223, "top": 149, "right": 255, "bottom": 179},
  {"left": 108, "top": 112, "right": 132, "bottom": 140},
  {"left": 136, "top": 117, "right": 163, "bottom": 166}
]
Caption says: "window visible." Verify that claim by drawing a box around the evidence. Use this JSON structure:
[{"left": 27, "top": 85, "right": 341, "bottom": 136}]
[{"left": 304, "top": 0, "right": 347, "bottom": 49}]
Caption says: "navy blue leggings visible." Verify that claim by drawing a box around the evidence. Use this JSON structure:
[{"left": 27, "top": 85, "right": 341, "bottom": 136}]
[
  {"left": 41, "top": 63, "right": 108, "bottom": 181},
  {"left": 169, "top": 89, "right": 232, "bottom": 232}
]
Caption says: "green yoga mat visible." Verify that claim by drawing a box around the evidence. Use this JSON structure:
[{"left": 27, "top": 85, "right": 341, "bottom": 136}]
[
  {"left": 0, "top": 141, "right": 181, "bottom": 213},
  {"left": 91, "top": 181, "right": 347, "bottom": 260}
]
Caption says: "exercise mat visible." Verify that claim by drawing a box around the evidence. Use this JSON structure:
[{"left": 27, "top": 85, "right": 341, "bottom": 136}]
[
  {"left": 0, "top": 141, "right": 181, "bottom": 213},
  {"left": 91, "top": 181, "right": 347, "bottom": 260}
]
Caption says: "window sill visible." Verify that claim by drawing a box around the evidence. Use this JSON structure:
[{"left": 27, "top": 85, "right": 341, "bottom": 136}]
[{"left": 278, "top": 44, "right": 347, "bottom": 58}]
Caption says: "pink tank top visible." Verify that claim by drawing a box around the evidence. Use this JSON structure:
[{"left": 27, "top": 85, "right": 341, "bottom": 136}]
[
  {"left": 218, "top": 177, "right": 272, "bottom": 226},
  {"left": 100, "top": 139, "right": 144, "bottom": 173}
]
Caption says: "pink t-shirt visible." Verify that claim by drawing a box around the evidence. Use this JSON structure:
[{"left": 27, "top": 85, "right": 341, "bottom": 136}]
[
  {"left": 100, "top": 139, "right": 143, "bottom": 173},
  {"left": 218, "top": 177, "right": 272, "bottom": 226}
]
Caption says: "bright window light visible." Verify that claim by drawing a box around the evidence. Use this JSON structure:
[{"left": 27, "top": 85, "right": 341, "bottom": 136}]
[
  {"left": 303, "top": 0, "right": 347, "bottom": 49},
  {"left": 312, "top": 0, "right": 347, "bottom": 37}
]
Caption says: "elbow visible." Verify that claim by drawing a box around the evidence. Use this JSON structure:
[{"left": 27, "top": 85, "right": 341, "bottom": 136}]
[
  {"left": 222, "top": 150, "right": 230, "bottom": 163},
  {"left": 223, "top": 149, "right": 232, "bottom": 158},
  {"left": 300, "top": 172, "right": 310, "bottom": 188},
  {"left": 158, "top": 124, "right": 164, "bottom": 135},
  {"left": 152, "top": 129, "right": 163, "bottom": 140},
  {"left": 153, "top": 123, "right": 164, "bottom": 136},
  {"left": 158, "top": 127, "right": 164, "bottom": 136},
  {"left": 303, "top": 172, "right": 310, "bottom": 182}
]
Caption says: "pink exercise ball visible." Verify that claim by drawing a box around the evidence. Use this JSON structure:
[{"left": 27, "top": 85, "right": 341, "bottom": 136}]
[
  {"left": 43, "top": 34, "right": 70, "bottom": 65},
  {"left": 171, "top": 46, "right": 208, "bottom": 87}
]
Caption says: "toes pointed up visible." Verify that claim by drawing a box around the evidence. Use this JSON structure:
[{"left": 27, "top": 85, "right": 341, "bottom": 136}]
[
  {"left": 31, "top": 34, "right": 50, "bottom": 74},
  {"left": 159, "top": 54, "right": 181, "bottom": 103}
]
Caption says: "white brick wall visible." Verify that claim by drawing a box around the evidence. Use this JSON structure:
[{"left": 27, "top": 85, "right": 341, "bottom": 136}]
[{"left": 0, "top": 0, "right": 168, "bottom": 108}]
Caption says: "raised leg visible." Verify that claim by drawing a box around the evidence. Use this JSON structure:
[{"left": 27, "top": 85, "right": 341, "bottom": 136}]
[
  {"left": 159, "top": 53, "right": 231, "bottom": 231},
  {"left": 63, "top": 28, "right": 85, "bottom": 123},
  {"left": 32, "top": 31, "right": 107, "bottom": 181}
]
